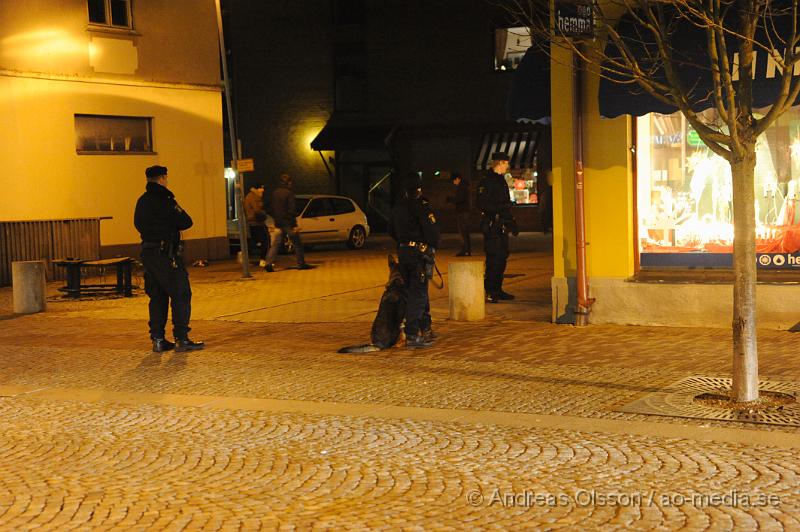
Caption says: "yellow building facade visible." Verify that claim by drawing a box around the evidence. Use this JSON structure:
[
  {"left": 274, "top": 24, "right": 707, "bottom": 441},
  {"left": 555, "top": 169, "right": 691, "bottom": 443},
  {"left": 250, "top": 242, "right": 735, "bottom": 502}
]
[
  {"left": 0, "top": 0, "right": 226, "bottom": 264},
  {"left": 550, "top": 44, "right": 800, "bottom": 329}
]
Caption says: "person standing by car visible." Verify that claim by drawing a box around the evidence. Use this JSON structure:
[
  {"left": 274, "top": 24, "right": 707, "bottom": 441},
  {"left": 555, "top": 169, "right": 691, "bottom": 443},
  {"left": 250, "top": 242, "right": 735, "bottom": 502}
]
[
  {"left": 477, "top": 152, "right": 519, "bottom": 303},
  {"left": 244, "top": 182, "right": 270, "bottom": 267},
  {"left": 447, "top": 172, "right": 471, "bottom": 256},
  {"left": 134, "top": 165, "right": 204, "bottom": 353},
  {"left": 388, "top": 173, "right": 441, "bottom": 348},
  {"left": 264, "top": 174, "right": 312, "bottom": 272}
]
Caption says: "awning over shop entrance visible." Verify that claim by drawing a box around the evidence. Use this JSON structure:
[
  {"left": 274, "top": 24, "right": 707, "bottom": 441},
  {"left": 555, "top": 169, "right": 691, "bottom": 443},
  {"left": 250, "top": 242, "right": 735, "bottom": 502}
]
[
  {"left": 310, "top": 123, "right": 396, "bottom": 151},
  {"left": 599, "top": 10, "right": 800, "bottom": 118},
  {"left": 508, "top": 47, "right": 551, "bottom": 124},
  {"left": 475, "top": 131, "right": 538, "bottom": 170}
]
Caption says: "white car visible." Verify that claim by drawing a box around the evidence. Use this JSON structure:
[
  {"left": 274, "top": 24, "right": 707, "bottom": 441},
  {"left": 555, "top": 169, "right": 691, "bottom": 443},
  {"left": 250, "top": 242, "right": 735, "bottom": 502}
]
[
  {"left": 277, "top": 194, "right": 370, "bottom": 251},
  {"left": 228, "top": 194, "right": 370, "bottom": 253}
]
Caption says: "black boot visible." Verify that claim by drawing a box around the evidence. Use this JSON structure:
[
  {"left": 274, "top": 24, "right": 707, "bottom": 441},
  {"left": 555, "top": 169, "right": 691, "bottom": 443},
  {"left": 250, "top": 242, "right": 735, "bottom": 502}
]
[
  {"left": 175, "top": 338, "right": 205, "bottom": 352},
  {"left": 406, "top": 334, "right": 433, "bottom": 349},
  {"left": 152, "top": 338, "right": 175, "bottom": 353}
]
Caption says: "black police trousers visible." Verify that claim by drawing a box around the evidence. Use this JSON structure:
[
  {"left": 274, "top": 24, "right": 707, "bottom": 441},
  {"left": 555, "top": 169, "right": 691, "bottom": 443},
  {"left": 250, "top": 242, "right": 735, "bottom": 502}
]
[
  {"left": 398, "top": 247, "right": 429, "bottom": 337},
  {"left": 483, "top": 232, "right": 509, "bottom": 296},
  {"left": 141, "top": 247, "right": 192, "bottom": 340}
]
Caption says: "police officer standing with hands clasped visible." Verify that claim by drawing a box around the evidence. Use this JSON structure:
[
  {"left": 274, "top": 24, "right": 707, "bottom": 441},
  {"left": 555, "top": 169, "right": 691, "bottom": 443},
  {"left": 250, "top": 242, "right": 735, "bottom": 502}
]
[
  {"left": 388, "top": 173, "right": 441, "bottom": 349},
  {"left": 134, "top": 165, "right": 204, "bottom": 353},
  {"left": 477, "top": 152, "right": 519, "bottom": 303}
]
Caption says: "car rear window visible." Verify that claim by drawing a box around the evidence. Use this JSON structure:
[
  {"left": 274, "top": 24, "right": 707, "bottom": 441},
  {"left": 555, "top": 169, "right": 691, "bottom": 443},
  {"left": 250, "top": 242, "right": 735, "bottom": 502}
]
[
  {"left": 331, "top": 198, "right": 356, "bottom": 215},
  {"left": 295, "top": 198, "right": 310, "bottom": 215}
]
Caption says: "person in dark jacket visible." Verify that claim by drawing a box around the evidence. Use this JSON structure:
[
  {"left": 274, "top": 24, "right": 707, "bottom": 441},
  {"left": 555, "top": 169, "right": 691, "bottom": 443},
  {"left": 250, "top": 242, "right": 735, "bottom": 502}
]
[
  {"left": 477, "top": 152, "right": 519, "bottom": 303},
  {"left": 244, "top": 182, "right": 270, "bottom": 266},
  {"left": 133, "top": 165, "right": 204, "bottom": 353},
  {"left": 448, "top": 172, "right": 471, "bottom": 256},
  {"left": 388, "top": 173, "right": 441, "bottom": 348},
  {"left": 264, "top": 174, "right": 312, "bottom": 272}
]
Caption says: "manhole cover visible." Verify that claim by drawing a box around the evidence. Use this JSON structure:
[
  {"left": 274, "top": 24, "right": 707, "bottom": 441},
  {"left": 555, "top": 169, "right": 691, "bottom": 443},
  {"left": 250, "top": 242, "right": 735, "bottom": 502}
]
[{"left": 617, "top": 375, "right": 800, "bottom": 427}]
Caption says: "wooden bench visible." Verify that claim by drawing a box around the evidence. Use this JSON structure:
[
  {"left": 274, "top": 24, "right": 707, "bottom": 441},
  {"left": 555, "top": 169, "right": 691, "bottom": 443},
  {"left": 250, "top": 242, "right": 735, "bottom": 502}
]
[{"left": 53, "top": 257, "right": 134, "bottom": 298}]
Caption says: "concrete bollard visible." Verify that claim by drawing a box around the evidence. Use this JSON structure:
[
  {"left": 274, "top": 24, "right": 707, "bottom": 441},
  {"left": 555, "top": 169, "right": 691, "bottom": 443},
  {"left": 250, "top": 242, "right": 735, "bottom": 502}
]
[
  {"left": 12, "top": 260, "right": 47, "bottom": 314},
  {"left": 448, "top": 259, "right": 485, "bottom": 321}
]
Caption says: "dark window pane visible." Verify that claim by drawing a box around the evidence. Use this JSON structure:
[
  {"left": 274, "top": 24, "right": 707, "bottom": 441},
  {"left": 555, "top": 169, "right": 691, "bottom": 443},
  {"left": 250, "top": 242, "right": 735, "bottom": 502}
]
[
  {"left": 304, "top": 199, "right": 332, "bottom": 218},
  {"left": 110, "top": 0, "right": 130, "bottom": 27},
  {"left": 88, "top": 0, "right": 106, "bottom": 24},
  {"left": 333, "top": 0, "right": 365, "bottom": 25},
  {"left": 332, "top": 198, "right": 355, "bottom": 215}
]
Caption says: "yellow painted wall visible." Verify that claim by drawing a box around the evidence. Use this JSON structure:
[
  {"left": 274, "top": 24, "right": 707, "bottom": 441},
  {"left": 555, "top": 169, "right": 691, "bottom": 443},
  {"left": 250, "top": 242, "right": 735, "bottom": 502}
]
[
  {"left": 551, "top": 46, "right": 635, "bottom": 280},
  {"left": 0, "top": 75, "right": 225, "bottom": 246}
]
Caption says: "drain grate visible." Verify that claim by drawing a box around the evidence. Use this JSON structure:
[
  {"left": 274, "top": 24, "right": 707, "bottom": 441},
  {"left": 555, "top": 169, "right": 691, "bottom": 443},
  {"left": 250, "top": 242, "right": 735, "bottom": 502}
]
[{"left": 617, "top": 375, "right": 800, "bottom": 427}]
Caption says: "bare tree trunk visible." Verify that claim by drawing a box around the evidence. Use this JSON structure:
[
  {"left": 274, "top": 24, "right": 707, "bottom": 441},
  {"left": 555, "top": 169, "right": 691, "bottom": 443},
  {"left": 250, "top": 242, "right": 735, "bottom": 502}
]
[{"left": 730, "top": 145, "right": 759, "bottom": 402}]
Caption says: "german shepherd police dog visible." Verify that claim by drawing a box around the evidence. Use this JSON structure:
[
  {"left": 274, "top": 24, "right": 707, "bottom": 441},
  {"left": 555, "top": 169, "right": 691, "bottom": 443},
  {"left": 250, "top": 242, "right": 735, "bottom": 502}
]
[{"left": 338, "top": 255, "right": 407, "bottom": 353}]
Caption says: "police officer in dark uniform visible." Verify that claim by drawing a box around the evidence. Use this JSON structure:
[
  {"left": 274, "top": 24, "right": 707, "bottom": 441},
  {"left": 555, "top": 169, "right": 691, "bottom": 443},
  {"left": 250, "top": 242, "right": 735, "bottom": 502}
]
[
  {"left": 134, "top": 165, "right": 204, "bottom": 353},
  {"left": 388, "top": 173, "right": 441, "bottom": 348},
  {"left": 477, "top": 152, "right": 519, "bottom": 303}
]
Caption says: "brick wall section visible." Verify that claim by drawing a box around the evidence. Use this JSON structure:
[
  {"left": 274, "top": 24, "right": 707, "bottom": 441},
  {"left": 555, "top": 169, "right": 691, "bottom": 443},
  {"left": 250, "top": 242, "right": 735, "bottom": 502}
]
[
  {"left": 226, "top": 0, "right": 335, "bottom": 196},
  {"left": 227, "top": 0, "right": 545, "bottom": 231}
]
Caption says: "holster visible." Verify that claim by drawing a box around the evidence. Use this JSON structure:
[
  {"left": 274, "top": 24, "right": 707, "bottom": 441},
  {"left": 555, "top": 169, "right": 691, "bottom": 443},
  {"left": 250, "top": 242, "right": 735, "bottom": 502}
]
[{"left": 415, "top": 243, "right": 436, "bottom": 280}]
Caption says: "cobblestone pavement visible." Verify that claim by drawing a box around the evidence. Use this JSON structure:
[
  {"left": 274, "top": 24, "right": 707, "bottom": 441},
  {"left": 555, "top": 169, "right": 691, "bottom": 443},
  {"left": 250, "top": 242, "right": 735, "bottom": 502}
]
[{"left": 0, "top": 234, "right": 798, "bottom": 529}]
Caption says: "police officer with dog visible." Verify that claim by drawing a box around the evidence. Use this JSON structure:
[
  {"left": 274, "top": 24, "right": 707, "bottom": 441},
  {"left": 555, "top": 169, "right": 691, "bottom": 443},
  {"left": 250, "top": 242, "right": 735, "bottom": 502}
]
[
  {"left": 134, "top": 165, "right": 204, "bottom": 353},
  {"left": 388, "top": 173, "right": 441, "bottom": 349},
  {"left": 477, "top": 152, "right": 518, "bottom": 303}
]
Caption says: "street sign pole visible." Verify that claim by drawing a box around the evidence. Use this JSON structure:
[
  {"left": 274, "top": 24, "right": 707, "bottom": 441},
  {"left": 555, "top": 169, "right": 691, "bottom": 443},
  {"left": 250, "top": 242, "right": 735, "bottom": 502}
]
[{"left": 215, "top": 0, "right": 251, "bottom": 278}]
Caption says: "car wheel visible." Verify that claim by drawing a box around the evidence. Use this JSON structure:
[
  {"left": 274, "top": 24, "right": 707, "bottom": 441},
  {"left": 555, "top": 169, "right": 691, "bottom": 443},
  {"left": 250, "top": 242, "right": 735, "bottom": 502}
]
[{"left": 347, "top": 225, "right": 367, "bottom": 249}]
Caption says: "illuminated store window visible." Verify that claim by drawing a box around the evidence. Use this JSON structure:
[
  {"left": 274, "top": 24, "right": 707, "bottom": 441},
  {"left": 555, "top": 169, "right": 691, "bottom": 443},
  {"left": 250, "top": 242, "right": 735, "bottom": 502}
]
[
  {"left": 504, "top": 168, "right": 538, "bottom": 205},
  {"left": 87, "top": 0, "right": 132, "bottom": 29},
  {"left": 75, "top": 114, "right": 153, "bottom": 154},
  {"left": 636, "top": 109, "right": 800, "bottom": 268}
]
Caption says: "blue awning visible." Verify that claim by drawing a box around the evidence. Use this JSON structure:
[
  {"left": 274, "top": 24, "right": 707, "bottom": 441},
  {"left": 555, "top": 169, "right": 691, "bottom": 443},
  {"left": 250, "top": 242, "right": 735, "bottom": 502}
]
[
  {"left": 508, "top": 47, "right": 551, "bottom": 124},
  {"left": 599, "top": 9, "right": 800, "bottom": 118}
]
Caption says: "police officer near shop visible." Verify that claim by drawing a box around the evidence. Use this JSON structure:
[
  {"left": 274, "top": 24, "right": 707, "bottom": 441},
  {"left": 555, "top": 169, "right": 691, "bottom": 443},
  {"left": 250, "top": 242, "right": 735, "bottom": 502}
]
[
  {"left": 134, "top": 165, "right": 204, "bottom": 353},
  {"left": 477, "top": 152, "right": 519, "bottom": 303},
  {"left": 388, "top": 173, "right": 441, "bottom": 348}
]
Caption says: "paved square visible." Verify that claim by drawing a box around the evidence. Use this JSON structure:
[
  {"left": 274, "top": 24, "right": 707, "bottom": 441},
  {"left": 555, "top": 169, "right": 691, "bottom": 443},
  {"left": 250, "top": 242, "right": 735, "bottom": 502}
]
[{"left": 0, "top": 235, "right": 797, "bottom": 529}]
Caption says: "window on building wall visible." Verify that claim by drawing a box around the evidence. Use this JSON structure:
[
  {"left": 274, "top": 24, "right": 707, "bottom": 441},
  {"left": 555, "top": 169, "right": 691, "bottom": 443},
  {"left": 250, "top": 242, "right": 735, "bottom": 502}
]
[
  {"left": 494, "top": 27, "right": 531, "bottom": 70},
  {"left": 334, "top": 42, "right": 368, "bottom": 112},
  {"left": 75, "top": 114, "right": 153, "bottom": 154},
  {"left": 87, "top": 0, "right": 132, "bottom": 29},
  {"left": 636, "top": 109, "right": 800, "bottom": 269}
]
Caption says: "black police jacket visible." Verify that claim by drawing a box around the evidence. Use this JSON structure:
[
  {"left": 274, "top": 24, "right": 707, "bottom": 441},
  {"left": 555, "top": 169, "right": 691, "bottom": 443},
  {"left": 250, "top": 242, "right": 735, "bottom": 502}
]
[
  {"left": 476, "top": 171, "right": 513, "bottom": 220},
  {"left": 388, "top": 196, "right": 441, "bottom": 248},
  {"left": 134, "top": 182, "right": 193, "bottom": 243}
]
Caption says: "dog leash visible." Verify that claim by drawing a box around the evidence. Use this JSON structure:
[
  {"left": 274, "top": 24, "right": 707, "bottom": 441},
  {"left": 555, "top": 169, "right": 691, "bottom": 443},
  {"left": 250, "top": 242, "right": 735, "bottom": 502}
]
[{"left": 432, "top": 264, "right": 444, "bottom": 289}]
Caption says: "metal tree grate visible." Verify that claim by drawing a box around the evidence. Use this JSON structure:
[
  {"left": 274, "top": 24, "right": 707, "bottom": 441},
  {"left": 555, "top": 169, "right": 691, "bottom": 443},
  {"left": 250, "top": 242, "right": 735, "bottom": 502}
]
[{"left": 617, "top": 375, "right": 800, "bottom": 427}]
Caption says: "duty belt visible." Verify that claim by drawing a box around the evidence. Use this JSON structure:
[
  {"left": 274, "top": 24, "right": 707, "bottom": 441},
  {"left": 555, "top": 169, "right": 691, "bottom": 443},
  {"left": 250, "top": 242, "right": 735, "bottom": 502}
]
[
  {"left": 399, "top": 241, "right": 431, "bottom": 252},
  {"left": 141, "top": 241, "right": 165, "bottom": 249}
]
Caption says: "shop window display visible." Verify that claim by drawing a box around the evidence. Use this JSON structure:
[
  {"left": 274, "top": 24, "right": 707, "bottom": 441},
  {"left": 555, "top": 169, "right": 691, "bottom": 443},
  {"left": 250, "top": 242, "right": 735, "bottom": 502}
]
[
  {"left": 504, "top": 168, "right": 538, "bottom": 205},
  {"left": 637, "top": 109, "right": 800, "bottom": 268}
]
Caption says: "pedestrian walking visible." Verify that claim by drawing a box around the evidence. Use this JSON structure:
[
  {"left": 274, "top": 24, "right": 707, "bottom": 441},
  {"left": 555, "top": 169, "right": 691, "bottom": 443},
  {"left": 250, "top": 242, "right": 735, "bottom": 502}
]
[
  {"left": 447, "top": 172, "right": 471, "bottom": 256},
  {"left": 477, "top": 152, "right": 519, "bottom": 303},
  {"left": 133, "top": 165, "right": 205, "bottom": 353},
  {"left": 388, "top": 173, "right": 441, "bottom": 348},
  {"left": 244, "top": 182, "right": 270, "bottom": 267},
  {"left": 264, "top": 174, "right": 312, "bottom": 272}
]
